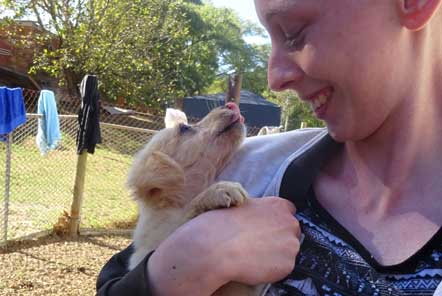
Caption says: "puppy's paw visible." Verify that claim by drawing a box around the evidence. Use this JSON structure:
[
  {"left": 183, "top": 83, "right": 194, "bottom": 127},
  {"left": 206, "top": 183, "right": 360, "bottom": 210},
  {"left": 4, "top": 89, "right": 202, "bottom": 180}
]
[
  {"left": 212, "top": 181, "right": 247, "bottom": 208},
  {"left": 185, "top": 181, "right": 248, "bottom": 219}
]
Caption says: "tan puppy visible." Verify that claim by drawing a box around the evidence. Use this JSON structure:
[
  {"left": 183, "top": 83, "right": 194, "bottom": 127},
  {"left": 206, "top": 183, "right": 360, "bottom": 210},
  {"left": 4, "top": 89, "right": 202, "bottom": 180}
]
[{"left": 127, "top": 103, "right": 266, "bottom": 295}]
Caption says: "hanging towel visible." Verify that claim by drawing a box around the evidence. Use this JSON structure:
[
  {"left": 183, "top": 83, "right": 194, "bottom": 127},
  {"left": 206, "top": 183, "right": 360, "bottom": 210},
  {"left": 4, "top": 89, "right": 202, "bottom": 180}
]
[
  {"left": 0, "top": 87, "right": 26, "bottom": 141},
  {"left": 76, "top": 74, "right": 101, "bottom": 154},
  {"left": 36, "top": 90, "right": 61, "bottom": 155}
]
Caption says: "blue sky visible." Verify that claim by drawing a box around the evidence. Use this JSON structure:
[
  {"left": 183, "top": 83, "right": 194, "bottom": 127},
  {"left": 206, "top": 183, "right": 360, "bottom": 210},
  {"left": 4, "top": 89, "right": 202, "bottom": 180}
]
[
  {"left": 210, "top": 0, "right": 260, "bottom": 24},
  {"left": 209, "top": 0, "right": 269, "bottom": 44}
]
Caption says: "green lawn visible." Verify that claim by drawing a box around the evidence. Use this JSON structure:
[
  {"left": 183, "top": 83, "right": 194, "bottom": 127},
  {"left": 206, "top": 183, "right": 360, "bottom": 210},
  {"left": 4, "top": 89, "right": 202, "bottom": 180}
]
[{"left": 0, "top": 131, "right": 139, "bottom": 240}]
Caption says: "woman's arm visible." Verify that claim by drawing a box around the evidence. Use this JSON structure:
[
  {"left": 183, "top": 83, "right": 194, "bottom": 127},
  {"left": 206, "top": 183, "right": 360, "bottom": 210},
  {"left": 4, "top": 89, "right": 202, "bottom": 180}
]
[
  {"left": 148, "top": 197, "right": 301, "bottom": 295},
  {"left": 97, "top": 197, "right": 301, "bottom": 296}
]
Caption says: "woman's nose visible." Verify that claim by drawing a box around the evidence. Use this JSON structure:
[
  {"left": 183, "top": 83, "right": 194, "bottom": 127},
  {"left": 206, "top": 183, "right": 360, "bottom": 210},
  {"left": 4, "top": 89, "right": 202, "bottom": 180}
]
[{"left": 268, "top": 47, "right": 305, "bottom": 92}]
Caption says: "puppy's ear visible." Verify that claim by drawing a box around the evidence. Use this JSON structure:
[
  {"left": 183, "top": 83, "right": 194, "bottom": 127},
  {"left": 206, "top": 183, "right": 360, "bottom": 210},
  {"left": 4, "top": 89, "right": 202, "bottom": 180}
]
[
  {"left": 164, "top": 108, "right": 188, "bottom": 128},
  {"left": 127, "top": 151, "right": 185, "bottom": 208}
]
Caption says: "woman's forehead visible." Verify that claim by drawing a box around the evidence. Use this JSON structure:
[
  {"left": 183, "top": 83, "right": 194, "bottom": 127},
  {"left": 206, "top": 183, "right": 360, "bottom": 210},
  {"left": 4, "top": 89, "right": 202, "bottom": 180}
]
[
  {"left": 255, "top": 0, "right": 391, "bottom": 23},
  {"left": 255, "top": 0, "right": 301, "bottom": 18},
  {"left": 255, "top": 0, "right": 313, "bottom": 25},
  {"left": 255, "top": 0, "right": 387, "bottom": 12}
]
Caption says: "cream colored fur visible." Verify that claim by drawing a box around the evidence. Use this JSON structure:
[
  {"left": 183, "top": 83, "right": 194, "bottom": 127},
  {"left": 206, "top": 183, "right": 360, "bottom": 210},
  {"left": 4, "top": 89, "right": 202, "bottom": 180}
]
[
  {"left": 127, "top": 106, "right": 266, "bottom": 295},
  {"left": 164, "top": 108, "right": 188, "bottom": 128}
]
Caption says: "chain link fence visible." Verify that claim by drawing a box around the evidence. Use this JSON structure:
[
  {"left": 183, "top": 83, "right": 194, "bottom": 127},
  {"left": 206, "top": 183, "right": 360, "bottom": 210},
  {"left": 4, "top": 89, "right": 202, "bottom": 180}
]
[{"left": 0, "top": 88, "right": 262, "bottom": 245}]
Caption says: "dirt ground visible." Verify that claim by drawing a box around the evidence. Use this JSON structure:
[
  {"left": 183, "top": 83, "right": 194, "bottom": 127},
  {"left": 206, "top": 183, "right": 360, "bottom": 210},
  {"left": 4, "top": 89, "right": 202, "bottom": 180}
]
[{"left": 0, "top": 232, "right": 132, "bottom": 296}]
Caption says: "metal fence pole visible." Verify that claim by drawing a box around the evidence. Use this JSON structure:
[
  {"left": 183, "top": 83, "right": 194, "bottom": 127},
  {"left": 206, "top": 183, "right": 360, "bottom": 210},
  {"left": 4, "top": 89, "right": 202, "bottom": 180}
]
[{"left": 4, "top": 133, "right": 12, "bottom": 243}]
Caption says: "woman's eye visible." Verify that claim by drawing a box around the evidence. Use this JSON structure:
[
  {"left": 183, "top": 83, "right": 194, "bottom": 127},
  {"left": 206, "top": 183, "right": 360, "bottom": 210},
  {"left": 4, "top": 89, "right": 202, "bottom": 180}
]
[
  {"left": 179, "top": 124, "right": 192, "bottom": 134},
  {"left": 284, "top": 26, "right": 307, "bottom": 50}
]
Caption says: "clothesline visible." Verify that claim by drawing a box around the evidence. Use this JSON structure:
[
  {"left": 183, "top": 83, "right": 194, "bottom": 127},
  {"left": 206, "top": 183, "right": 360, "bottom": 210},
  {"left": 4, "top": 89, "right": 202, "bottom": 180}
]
[
  {"left": 26, "top": 113, "right": 157, "bottom": 134},
  {"left": 27, "top": 113, "right": 78, "bottom": 119}
]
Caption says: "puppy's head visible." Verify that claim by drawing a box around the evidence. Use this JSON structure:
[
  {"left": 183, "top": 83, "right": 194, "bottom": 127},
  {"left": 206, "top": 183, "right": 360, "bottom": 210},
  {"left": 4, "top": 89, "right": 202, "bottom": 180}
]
[{"left": 127, "top": 103, "right": 245, "bottom": 208}]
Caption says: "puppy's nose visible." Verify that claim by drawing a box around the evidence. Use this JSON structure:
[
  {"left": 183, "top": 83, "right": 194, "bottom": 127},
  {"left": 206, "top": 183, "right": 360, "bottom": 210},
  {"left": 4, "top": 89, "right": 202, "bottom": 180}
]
[
  {"left": 225, "top": 102, "right": 245, "bottom": 123},
  {"left": 226, "top": 102, "right": 239, "bottom": 111}
]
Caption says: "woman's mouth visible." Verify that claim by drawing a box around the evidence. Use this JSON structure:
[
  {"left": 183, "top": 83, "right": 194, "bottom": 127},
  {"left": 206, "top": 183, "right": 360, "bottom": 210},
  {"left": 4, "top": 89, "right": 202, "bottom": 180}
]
[{"left": 307, "top": 87, "right": 333, "bottom": 119}]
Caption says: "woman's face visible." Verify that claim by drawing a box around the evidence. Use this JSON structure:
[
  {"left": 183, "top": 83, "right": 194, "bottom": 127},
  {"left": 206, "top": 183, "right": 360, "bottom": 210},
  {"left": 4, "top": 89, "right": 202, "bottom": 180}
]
[{"left": 255, "top": 0, "right": 413, "bottom": 141}]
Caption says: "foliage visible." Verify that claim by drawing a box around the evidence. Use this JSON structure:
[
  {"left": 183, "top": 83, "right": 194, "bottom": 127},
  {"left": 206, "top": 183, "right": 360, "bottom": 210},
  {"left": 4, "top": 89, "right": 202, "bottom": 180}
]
[
  {"left": 206, "top": 42, "right": 270, "bottom": 95},
  {"left": 1, "top": 0, "right": 326, "bottom": 125},
  {"left": 0, "top": 0, "right": 265, "bottom": 108},
  {"left": 241, "top": 43, "right": 271, "bottom": 96},
  {"left": 266, "top": 90, "right": 325, "bottom": 130}
]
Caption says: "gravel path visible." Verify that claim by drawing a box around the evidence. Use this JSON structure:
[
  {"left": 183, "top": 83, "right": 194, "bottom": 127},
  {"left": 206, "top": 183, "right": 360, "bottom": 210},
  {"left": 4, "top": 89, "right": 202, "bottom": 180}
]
[{"left": 0, "top": 233, "right": 132, "bottom": 296}]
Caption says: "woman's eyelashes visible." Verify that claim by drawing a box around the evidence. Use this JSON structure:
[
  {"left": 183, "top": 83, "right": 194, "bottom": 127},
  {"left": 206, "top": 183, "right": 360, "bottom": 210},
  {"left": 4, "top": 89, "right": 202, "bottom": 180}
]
[{"left": 284, "top": 25, "right": 307, "bottom": 50}]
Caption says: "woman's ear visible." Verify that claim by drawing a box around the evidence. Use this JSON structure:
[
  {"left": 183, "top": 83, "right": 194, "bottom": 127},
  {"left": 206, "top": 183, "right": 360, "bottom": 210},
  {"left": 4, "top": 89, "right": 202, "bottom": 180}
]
[{"left": 396, "top": 0, "right": 442, "bottom": 30}]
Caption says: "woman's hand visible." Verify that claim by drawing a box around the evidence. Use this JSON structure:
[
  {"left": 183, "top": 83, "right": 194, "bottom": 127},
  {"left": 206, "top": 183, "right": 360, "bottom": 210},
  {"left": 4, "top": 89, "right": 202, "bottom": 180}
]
[{"left": 147, "top": 196, "right": 301, "bottom": 296}]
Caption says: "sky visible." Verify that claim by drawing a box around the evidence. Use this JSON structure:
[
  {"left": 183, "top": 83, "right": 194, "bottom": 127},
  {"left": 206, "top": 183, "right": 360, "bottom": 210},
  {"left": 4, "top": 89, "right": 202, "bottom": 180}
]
[
  {"left": 209, "top": 0, "right": 269, "bottom": 44},
  {"left": 210, "top": 0, "right": 260, "bottom": 24}
]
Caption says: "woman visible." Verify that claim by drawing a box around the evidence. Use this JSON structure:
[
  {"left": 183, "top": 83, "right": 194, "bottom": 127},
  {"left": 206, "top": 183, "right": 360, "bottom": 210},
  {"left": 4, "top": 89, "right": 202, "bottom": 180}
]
[{"left": 97, "top": 1, "right": 442, "bottom": 295}]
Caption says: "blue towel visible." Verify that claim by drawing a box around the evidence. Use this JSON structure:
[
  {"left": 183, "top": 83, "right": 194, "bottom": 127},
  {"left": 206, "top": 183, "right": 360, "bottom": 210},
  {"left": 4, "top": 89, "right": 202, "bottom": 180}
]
[
  {"left": 36, "top": 90, "right": 61, "bottom": 155},
  {"left": 0, "top": 87, "right": 26, "bottom": 137}
]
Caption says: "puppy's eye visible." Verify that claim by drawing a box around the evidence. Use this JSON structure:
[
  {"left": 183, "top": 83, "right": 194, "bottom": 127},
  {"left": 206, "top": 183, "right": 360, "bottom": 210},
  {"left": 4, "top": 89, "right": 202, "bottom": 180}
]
[{"left": 179, "top": 124, "right": 192, "bottom": 134}]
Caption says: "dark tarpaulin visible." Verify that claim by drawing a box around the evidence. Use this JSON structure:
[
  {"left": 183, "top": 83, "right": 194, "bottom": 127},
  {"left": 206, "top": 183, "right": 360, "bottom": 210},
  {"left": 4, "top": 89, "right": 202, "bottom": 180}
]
[{"left": 76, "top": 75, "right": 101, "bottom": 154}]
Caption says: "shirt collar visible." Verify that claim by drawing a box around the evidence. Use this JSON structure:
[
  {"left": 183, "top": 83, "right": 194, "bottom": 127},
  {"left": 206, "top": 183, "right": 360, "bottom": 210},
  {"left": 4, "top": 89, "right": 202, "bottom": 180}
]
[{"left": 279, "top": 133, "right": 342, "bottom": 209}]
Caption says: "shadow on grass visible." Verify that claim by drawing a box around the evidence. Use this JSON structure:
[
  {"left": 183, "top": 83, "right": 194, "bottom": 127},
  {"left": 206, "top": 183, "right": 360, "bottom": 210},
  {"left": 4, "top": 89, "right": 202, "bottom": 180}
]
[{"left": 0, "top": 231, "right": 132, "bottom": 254}]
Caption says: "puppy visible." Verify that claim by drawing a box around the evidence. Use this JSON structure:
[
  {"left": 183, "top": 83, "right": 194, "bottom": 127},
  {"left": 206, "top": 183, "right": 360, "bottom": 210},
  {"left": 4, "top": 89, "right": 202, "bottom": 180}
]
[{"left": 127, "top": 103, "right": 266, "bottom": 295}]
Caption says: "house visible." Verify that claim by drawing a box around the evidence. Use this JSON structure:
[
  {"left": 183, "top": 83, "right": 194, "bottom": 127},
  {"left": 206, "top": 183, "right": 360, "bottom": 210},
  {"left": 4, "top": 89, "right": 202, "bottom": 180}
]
[
  {"left": 180, "top": 90, "right": 281, "bottom": 128},
  {"left": 0, "top": 20, "right": 56, "bottom": 89}
]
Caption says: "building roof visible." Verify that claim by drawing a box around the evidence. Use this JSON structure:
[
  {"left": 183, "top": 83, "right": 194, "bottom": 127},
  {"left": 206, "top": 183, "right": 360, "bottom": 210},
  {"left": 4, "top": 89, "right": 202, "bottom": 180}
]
[
  {"left": 183, "top": 90, "right": 281, "bottom": 128},
  {"left": 186, "top": 90, "right": 279, "bottom": 108},
  {"left": 0, "top": 66, "right": 40, "bottom": 89}
]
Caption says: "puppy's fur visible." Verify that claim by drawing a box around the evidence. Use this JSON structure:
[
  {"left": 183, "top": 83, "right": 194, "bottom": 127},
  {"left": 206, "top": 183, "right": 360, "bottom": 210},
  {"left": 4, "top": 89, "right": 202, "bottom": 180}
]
[
  {"left": 127, "top": 105, "right": 265, "bottom": 295},
  {"left": 164, "top": 108, "right": 188, "bottom": 128}
]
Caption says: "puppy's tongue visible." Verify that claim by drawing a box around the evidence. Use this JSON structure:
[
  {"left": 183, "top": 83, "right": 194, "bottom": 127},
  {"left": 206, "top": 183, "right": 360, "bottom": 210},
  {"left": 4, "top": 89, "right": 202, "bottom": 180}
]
[{"left": 225, "top": 102, "right": 244, "bottom": 123}]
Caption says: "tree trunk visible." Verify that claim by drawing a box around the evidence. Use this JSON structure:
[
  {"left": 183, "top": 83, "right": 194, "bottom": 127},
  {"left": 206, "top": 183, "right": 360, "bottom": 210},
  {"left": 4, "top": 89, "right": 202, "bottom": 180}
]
[{"left": 64, "top": 69, "right": 80, "bottom": 96}]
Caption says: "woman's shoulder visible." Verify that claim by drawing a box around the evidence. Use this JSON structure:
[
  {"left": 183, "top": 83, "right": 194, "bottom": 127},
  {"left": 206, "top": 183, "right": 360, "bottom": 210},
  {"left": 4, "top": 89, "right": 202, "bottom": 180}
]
[
  {"left": 218, "top": 128, "right": 328, "bottom": 197},
  {"left": 243, "top": 127, "right": 327, "bottom": 153}
]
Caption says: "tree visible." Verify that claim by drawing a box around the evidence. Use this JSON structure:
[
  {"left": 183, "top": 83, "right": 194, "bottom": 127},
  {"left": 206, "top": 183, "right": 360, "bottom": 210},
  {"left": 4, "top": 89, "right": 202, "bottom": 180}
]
[
  {"left": 1, "top": 0, "right": 265, "bottom": 109},
  {"left": 241, "top": 43, "right": 271, "bottom": 95},
  {"left": 206, "top": 40, "right": 269, "bottom": 95},
  {"left": 178, "top": 4, "right": 266, "bottom": 96},
  {"left": 266, "top": 90, "right": 325, "bottom": 130}
]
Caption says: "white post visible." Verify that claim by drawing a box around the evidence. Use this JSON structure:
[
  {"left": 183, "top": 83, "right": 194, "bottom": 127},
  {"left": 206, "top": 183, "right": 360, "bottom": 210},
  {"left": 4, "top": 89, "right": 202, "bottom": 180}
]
[{"left": 4, "top": 133, "right": 12, "bottom": 243}]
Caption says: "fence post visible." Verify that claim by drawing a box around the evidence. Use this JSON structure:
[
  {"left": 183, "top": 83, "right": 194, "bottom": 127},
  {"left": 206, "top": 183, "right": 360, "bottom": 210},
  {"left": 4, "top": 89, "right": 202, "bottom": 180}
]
[
  {"left": 300, "top": 122, "right": 307, "bottom": 129},
  {"left": 3, "top": 133, "right": 12, "bottom": 244},
  {"left": 68, "top": 151, "right": 88, "bottom": 237}
]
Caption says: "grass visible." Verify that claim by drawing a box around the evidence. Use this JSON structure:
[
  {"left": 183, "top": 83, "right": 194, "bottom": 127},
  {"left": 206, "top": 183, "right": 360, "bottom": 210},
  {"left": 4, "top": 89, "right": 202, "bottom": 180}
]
[{"left": 0, "top": 129, "right": 139, "bottom": 240}]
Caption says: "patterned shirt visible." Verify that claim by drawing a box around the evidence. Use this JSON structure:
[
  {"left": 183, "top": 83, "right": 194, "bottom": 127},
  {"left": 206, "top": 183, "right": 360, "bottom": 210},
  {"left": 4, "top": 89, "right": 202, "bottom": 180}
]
[{"left": 268, "top": 190, "right": 442, "bottom": 296}]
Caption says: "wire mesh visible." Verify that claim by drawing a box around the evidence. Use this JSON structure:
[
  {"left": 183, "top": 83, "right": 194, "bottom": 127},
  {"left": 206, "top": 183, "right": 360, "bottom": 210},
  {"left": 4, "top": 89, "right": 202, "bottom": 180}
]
[
  {"left": 4, "top": 115, "right": 78, "bottom": 240},
  {"left": 0, "top": 88, "right": 262, "bottom": 244}
]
